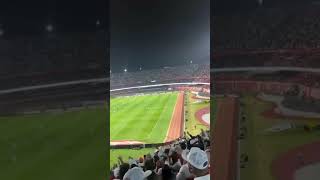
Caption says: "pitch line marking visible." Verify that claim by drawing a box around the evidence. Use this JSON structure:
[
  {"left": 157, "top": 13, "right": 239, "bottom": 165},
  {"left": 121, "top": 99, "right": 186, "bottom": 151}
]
[{"left": 145, "top": 96, "right": 169, "bottom": 141}]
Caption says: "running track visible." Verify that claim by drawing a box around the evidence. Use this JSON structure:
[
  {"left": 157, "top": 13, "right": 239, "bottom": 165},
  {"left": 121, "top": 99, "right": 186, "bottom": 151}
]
[
  {"left": 164, "top": 92, "right": 184, "bottom": 142},
  {"left": 213, "top": 97, "right": 239, "bottom": 180},
  {"left": 272, "top": 141, "right": 320, "bottom": 180},
  {"left": 195, "top": 107, "right": 210, "bottom": 126}
]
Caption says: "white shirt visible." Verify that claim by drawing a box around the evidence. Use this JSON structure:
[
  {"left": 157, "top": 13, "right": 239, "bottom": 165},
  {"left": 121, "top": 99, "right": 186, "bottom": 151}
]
[
  {"left": 176, "top": 164, "right": 192, "bottom": 180},
  {"left": 157, "top": 168, "right": 162, "bottom": 175},
  {"left": 194, "top": 174, "right": 210, "bottom": 180}
]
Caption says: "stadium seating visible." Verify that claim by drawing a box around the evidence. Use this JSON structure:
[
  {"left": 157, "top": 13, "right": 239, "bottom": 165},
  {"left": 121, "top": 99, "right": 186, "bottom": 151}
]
[
  {"left": 110, "top": 64, "right": 210, "bottom": 89},
  {"left": 214, "top": 71, "right": 320, "bottom": 88},
  {"left": 213, "top": 4, "right": 320, "bottom": 50},
  {"left": 110, "top": 130, "right": 210, "bottom": 180},
  {"left": 0, "top": 30, "right": 106, "bottom": 90},
  {"left": 213, "top": 4, "right": 320, "bottom": 69}
]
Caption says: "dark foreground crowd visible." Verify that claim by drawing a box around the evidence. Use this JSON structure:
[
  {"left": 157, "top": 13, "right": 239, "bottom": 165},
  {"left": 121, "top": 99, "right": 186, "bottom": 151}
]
[{"left": 110, "top": 130, "right": 210, "bottom": 180}]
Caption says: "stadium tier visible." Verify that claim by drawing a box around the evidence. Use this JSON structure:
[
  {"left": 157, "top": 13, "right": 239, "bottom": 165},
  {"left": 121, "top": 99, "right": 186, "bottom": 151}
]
[
  {"left": 213, "top": 4, "right": 320, "bottom": 50},
  {"left": 110, "top": 64, "right": 210, "bottom": 89},
  {"left": 0, "top": 31, "right": 107, "bottom": 90},
  {"left": 213, "top": 49, "right": 320, "bottom": 68}
]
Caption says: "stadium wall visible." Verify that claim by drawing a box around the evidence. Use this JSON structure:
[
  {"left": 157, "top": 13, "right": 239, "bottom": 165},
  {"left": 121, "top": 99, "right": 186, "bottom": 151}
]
[
  {"left": 175, "top": 85, "right": 210, "bottom": 93},
  {"left": 109, "top": 140, "right": 182, "bottom": 149}
]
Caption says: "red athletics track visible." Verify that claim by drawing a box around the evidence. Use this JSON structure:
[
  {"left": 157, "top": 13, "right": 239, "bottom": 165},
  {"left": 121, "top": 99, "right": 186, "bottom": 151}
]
[
  {"left": 164, "top": 92, "right": 184, "bottom": 142},
  {"left": 212, "top": 97, "right": 239, "bottom": 180},
  {"left": 195, "top": 107, "right": 210, "bottom": 126},
  {"left": 272, "top": 141, "right": 320, "bottom": 180}
]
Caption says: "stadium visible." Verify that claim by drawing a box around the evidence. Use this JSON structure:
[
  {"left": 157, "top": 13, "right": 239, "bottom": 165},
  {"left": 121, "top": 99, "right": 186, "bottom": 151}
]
[
  {"left": 213, "top": 1, "right": 320, "bottom": 179},
  {"left": 109, "top": 64, "right": 210, "bottom": 179},
  {"left": 109, "top": 0, "right": 211, "bottom": 178}
]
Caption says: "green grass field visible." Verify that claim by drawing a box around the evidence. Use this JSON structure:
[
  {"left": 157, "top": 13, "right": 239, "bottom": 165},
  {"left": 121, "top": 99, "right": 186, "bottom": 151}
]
[
  {"left": 0, "top": 107, "right": 107, "bottom": 180},
  {"left": 240, "top": 95, "right": 320, "bottom": 180},
  {"left": 185, "top": 92, "right": 210, "bottom": 135},
  {"left": 110, "top": 92, "right": 178, "bottom": 143},
  {"left": 110, "top": 93, "right": 210, "bottom": 167},
  {"left": 110, "top": 92, "right": 178, "bottom": 166}
]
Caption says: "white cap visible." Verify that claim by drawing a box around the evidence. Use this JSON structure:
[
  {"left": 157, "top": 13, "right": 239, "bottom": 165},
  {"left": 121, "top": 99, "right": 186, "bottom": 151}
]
[
  {"left": 128, "top": 158, "right": 138, "bottom": 167},
  {"left": 187, "top": 147, "right": 209, "bottom": 170},
  {"left": 123, "top": 167, "right": 144, "bottom": 180},
  {"left": 113, "top": 167, "right": 120, "bottom": 178},
  {"left": 138, "top": 162, "right": 144, "bottom": 167}
]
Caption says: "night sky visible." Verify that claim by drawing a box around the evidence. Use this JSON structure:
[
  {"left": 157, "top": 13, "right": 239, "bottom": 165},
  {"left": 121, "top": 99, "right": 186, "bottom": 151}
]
[
  {"left": 0, "top": 0, "right": 107, "bottom": 35},
  {"left": 110, "top": 0, "right": 210, "bottom": 73}
]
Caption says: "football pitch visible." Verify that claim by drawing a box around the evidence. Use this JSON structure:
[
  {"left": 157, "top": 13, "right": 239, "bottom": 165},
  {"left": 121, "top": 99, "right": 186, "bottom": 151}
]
[
  {"left": 0, "top": 107, "right": 107, "bottom": 180},
  {"left": 110, "top": 92, "right": 178, "bottom": 143},
  {"left": 240, "top": 95, "right": 320, "bottom": 180}
]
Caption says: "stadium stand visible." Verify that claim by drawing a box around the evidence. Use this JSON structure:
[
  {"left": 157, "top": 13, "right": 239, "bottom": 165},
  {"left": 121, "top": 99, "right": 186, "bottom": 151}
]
[
  {"left": 213, "top": 3, "right": 320, "bottom": 69},
  {"left": 213, "top": 4, "right": 320, "bottom": 50},
  {"left": 213, "top": 49, "right": 320, "bottom": 68},
  {"left": 110, "top": 130, "right": 210, "bottom": 180},
  {"left": 0, "top": 30, "right": 106, "bottom": 90},
  {"left": 110, "top": 64, "right": 209, "bottom": 89},
  {"left": 0, "top": 31, "right": 108, "bottom": 114},
  {"left": 214, "top": 71, "right": 320, "bottom": 88}
]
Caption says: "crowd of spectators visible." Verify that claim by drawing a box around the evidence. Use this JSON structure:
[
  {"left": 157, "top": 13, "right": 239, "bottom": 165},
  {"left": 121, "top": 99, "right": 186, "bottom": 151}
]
[
  {"left": 212, "top": 3, "right": 320, "bottom": 69},
  {"left": 110, "top": 64, "right": 209, "bottom": 89},
  {"left": 214, "top": 71, "right": 320, "bottom": 88},
  {"left": 214, "top": 4, "right": 320, "bottom": 50},
  {"left": 192, "top": 66, "right": 210, "bottom": 83},
  {"left": 0, "top": 30, "right": 106, "bottom": 89},
  {"left": 212, "top": 49, "right": 320, "bottom": 68},
  {"left": 110, "top": 130, "right": 210, "bottom": 180}
]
